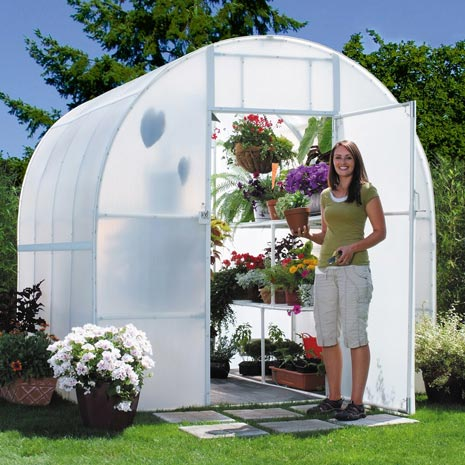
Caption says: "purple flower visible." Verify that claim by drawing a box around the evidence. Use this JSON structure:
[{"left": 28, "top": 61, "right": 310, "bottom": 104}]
[{"left": 284, "top": 164, "right": 329, "bottom": 196}]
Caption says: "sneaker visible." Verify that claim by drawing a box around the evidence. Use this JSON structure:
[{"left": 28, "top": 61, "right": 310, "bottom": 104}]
[
  {"left": 335, "top": 401, "right": 366, "bottom": 421},
  {"left": 307, "top": 397, "right": 343, "bottom": 414}
]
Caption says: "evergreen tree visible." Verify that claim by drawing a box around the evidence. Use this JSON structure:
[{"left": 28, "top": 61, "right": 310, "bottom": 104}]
[{"left": 0, "top": 0, "right": 305, "bottom": 153}]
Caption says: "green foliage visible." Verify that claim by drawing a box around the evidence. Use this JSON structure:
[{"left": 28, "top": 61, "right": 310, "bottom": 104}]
[
  {"left": 297, "top": 116, "right": 332, "bottom": 163},
  {"left": 0, "top": 331, "right": 55, "bottom": 386},
  {"left": 275, "top": 191, "right": 309, "bottom": 218},
  {"left": 210, "top": 335, "right": 237, "bottom": 362},
  {"left": 0, "top": 168, "right": 20, "bottom": 294},
  {"left": 212, "top": 167, "right": 254, "bottom": 222},
  {"left": 416, "top": 312, "right": 465, "bottom": 399},
  {"left": 430, "top": 154, "right": 465, "bottom": 318},
  {"left": 210, "top": 268, "right": 240, "bottom": 335},
  {"left": 343, "top": 31, "right": 465, "bottom": 161}
]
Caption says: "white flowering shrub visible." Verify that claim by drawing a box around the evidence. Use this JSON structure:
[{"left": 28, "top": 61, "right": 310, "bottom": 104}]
[{"left": 47, "top": 323, "right": 155, "bottom": 411}]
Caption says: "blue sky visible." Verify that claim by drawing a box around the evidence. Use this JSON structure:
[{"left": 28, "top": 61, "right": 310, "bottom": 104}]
[{"left": 1, "top": 0, "right": 464, "bottom": 157}]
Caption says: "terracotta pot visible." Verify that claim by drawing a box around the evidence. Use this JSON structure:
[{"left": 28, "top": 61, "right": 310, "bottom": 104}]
[
  {"left": 76, "top": 383, "right": 139, "bottom": 431},
  {"left": 284, "top": 207, "right": 310, "bottom": 234},
  {"left": 266, "top": 199, "right": 279, "bottom": 220},
  {"left": 285, "top": 289, "right": 300, "bottom": 306},
  {"left": 259, "top": 288, "right": 286, "bottom": 304},
  {"left": 271, "top": 366, "right": 325, "bottom": 391},
  {"left": 0, "top": 377, "right": 56, "bottom": 406},
  {"left": 234, "top": 143, "right": 272, "bottom": 173}
]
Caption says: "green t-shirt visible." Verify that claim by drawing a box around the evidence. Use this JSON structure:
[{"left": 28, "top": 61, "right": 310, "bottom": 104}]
[{"left": 319, "top": 183, "right": 379, "bottom": 267}]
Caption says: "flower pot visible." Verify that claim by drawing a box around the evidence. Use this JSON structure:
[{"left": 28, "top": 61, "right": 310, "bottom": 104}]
[
  {"left": 238, "top": 361, "right": 272, "bottom": 376},
  {"left": 259, "top": 287, "right": 286, "bottom": 304},
  {"left": 284, "top": 207, "right": 310, "bottom": 234},
  {"left": 271, "top": 366, "right": 325, "bottom": 391},
  {"left": 0, "top": 377, "right": 56, "bottom": 406},
  {"left": 234, "top": 143, "right": 272, "bottom": 173},
  {"left": 253, "top": 202, "right": 271, "bottom": 221},
  {"left": 308, "top": 193, "right": 321, "bottom": 215},
  {"left": 266, "top": 199, "right": 279, "bottom": 220},
  {"left": 285, "top": 289, "right": 300, "bottom": 306},
  {"left": 76, "top": 383, "right": 140, "bottom": 431},
  {"left": 210, "top": 360, "right": 230, "bottom": 379}
]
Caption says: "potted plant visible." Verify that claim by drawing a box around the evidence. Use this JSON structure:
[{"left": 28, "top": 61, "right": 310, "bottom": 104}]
[
  {"left": 275, "top": 191, "right": 311, "bottom": 233},
  {"left": 0, "top": 330, "right": 57, "bottom": 406},
  {"left": 0, "top": 280, "right": 57, "bottom": 406},
  {"left": 284, "top": 163, "right": 329, "bottom": 214},
  {"left": 232, "top": 323, "right": 285, "bottom": 376},
  {"left": 221, "top": 114, "right": 295, "bottom": 173},
  {"left": 271, "top": 337, "right": 325, "bottom": 391},
  {"left": 210, "top": 335, "right": 237, "bottom": 379},
  {"left": 416, "top": 312, "right": 465, "bottom": 403},
  {"left": 263, "top": 241, "right": 318, "bottom": 305},
  {"left": 47, "top": 323, "right": 155, "bottom": 430}
]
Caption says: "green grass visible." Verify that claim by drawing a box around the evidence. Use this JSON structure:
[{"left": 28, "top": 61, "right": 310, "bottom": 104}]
[{"left": 0, "top": 395, "right": 464, "bottom": 465}]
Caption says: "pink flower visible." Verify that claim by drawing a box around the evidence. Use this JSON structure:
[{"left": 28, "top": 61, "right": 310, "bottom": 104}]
[{"left": 287, "top": 305, "right": 301, "bottom": 316}]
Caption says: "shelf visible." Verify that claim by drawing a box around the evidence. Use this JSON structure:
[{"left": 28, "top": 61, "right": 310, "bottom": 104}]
[
  {"left": 234, "top": 215, "right": 322, "bottom": 229},
  {"left": 232, "top": 300, "right": 314, "bottom": 312}
]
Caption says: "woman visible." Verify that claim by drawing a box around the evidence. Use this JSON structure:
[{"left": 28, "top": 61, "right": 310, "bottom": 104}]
[{"left": 298, "top": 140, "right": 386, "bottom": 421}]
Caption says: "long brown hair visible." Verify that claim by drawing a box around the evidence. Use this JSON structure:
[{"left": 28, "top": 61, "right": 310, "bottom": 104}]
[{"left": 328, "top": 140, "right": 369, "bottom": 205}]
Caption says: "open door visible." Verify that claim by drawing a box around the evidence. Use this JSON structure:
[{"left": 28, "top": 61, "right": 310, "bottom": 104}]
[{"left": 334, "top": 101, "right": 416, "bottom": 414}]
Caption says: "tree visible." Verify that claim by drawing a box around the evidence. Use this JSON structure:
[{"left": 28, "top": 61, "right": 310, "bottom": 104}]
[
  {"left": 343, "top": 30, "right": 465, "bottom": 161},
  {"left": 0, "top": 0, "right": 305, "bottom": 155}
]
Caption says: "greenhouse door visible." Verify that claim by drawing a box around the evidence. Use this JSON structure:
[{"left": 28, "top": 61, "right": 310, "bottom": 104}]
[{"left": 334, "top": 101, "right": 416, "bottom": 414}]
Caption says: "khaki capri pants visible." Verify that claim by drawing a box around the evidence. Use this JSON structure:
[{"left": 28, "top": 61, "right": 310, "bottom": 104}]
[{"left": 313, "top": 265, "right": 373, "bottom": 349}]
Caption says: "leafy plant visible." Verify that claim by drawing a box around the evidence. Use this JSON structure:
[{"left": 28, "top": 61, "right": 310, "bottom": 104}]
[
  {"left": 296, "top": 117, "right": 333, "bottom": 164},
  {"left": 236, "top": 269, "right": 267, "bottom": 289},
  {"left": 416, "top": 311, "right": 465, "bottom": 400},
  {"left": 0, "top": 330, "right": 55, "bottom": 387},
  {"left": 275, "top": 191, "right": 310, "bottom": 218},
  {"left": 210, "top": 335, "right": 237, "bottom": 362},
  {"left": 210, "top": 216, "right": 231, "bottom": 266}
]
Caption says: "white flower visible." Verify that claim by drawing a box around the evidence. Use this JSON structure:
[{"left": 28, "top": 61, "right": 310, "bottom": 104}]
[{"left": 115, "top": 400, "right": 132, "bottom": 412}]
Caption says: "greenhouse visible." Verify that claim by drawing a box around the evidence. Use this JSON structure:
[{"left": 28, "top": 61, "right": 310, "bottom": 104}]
[{"left": 17, "top": 35, "right": 435, "bottom": 412}]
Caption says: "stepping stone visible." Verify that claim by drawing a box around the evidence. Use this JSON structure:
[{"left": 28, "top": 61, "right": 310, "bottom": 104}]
[
  {"left": 259, "top": 418, "right": 342, "bottom": 433},
  {"left": 289, "top": 403, "right": 321, "bottom": 414},
  {"left": 224, "top": 407, "right": 303, "bottom": 420},
  {"left": 153, "top": 410, "right": 232, "bottom": 424},
  {"left": 330, "top": 413, "right": 419, "bottom": 427},
  {"left": 180, "top": 422, "right": 268, "bottom": 438}
]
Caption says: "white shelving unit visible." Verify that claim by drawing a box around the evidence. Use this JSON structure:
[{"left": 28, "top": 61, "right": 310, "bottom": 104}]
[{"left": 232, "top": 215, "right": 322, "bottom": 383}]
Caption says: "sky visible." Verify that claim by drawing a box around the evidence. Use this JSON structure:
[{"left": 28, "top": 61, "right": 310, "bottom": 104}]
[{"left": 1, "top": 0, "right": 464, "bottom": 157}]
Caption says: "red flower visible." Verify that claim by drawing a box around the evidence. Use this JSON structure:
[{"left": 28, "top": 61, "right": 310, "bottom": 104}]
[{"left": 10, "top": 360, "right": 22, "bottom": 372}]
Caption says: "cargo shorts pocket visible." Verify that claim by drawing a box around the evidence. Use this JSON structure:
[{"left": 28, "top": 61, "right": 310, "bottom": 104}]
[{"left": 348, "top": 266, "right": 373, "bottom": 304}]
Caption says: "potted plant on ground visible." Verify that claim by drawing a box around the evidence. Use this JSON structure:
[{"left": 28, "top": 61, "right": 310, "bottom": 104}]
[
  {"left": 210, "top": 335, "right": 237, "bottom": 379},
  {"left": 232, "top": 323, "right": 286, "bottom": 376},
  {"left": 416, "top": 311, "right": 465, "bottom": 403},
  {"left": 221, "top": 114, "right": 296, "bottom": 173},
  {"left": 0, "top": 280, "right": 57, "bottom": 406},
  {"left": 271, "top": 336, "right": 325, "bottom": 391},
  {"left": 47, "top": 323, "right": 155, "bottom": 430}
]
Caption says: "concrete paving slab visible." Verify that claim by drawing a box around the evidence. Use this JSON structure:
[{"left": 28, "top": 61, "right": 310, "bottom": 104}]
[
  {"left": 259, "top": 418, "right": 342, "bottom": 433},
  {"left": 330, "top": 413, "right": 419, "bottom": 427},
  {"left": 224, "top": 407, "right": 303, "bottom": 420},
  {"left": 153, "top": 410, "right": 233, "bottom": 424},
  {"left": 289, "top": 403, "right": 321, "bottom": 414},
  {"left": 180, "top": 422, "right": 269, "bottom": 439}
]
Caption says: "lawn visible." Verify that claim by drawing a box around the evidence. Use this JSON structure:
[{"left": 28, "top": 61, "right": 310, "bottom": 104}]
[{"left": 0, "top": 395, "right": 464, "bottom": 465}]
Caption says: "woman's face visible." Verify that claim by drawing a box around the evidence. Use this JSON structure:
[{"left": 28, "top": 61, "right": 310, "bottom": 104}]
[{"left": 333, "top": 145, "right": 355, "bottom": 179}]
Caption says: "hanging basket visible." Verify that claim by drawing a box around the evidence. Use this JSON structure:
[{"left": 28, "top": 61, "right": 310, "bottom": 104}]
[{"left": 234, "top": 143, "right": 273, "bottom": 173}]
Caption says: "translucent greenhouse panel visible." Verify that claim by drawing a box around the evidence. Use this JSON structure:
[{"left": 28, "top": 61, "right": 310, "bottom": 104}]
[
  {"left": 97, "top": 217, "right": 207, "bottom": 318},
  {"left": 99, "top": 54, "right": 207, "bottom": 217},
  {"left": 97, "top": 317, "right": 208, "bottom": 410},
  {"left": 335, "top": 102, "right": 416, "bottom": 413},
  {"left": 71, "top": 98, "right": 136, "bottom": 243},
  {"left": 70, "top": 250, "right": 93, "bottom": 328},
  {"left": 18, "top": 133, "right": 58, "bottom": 245}
]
